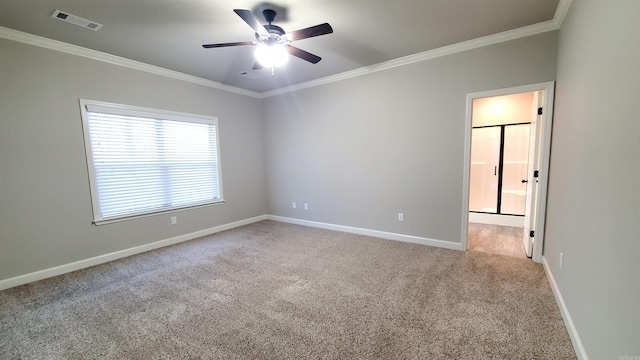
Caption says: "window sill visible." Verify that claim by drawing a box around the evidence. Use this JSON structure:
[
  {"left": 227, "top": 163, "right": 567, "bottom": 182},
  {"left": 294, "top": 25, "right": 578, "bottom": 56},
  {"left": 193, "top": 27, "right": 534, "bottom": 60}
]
[{"left": 92, "top": 199, "right": 226, "bottom": 225}]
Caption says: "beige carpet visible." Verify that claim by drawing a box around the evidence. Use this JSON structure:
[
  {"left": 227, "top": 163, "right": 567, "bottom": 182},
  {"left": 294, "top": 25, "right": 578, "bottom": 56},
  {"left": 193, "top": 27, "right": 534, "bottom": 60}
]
[{"left": 0, "top": 220, "right": 575, "bottom": 359}]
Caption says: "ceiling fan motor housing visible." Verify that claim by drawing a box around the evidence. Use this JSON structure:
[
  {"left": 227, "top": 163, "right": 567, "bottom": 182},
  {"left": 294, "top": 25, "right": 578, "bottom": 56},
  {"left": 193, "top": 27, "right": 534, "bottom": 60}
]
[
  {"left": 255, "top": 10, "right": 287, "bottom": 46},
  {"left": 264, "top": 24, "right": 285, "bottom": 35}
]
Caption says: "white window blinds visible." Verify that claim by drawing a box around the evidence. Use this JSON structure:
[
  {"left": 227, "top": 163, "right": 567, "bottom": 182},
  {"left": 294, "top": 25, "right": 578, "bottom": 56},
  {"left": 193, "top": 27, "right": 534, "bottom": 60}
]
[{"left": 80, "top": 100, "right": 223, "bottom": 224}]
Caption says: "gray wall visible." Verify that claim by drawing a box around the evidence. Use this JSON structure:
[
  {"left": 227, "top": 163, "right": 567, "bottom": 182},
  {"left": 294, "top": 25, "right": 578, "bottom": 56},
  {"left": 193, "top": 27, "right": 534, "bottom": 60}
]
[
  {"left": 3, "top": 2, "right": 638, "bottom": 356},
  {"left": 262, "top": 32, "right": 558, "bottom": 243},
  {"left": 545, "top": 0, "right": 640, "bottom": 358},
  {"left": 0, "top": 39, "right": 267, "bottom": 280}
]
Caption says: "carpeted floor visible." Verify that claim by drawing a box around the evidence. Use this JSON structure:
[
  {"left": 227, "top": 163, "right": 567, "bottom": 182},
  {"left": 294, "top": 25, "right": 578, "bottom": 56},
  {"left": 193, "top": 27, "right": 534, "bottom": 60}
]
[{"left": 0, "top": 220, "right": 576, "bottom": 359}]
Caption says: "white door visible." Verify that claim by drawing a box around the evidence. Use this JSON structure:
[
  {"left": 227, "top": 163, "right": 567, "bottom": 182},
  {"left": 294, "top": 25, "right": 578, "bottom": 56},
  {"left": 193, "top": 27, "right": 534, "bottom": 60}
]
[{"left": 522, "top": 91, "right": 543, "bottom": 257}]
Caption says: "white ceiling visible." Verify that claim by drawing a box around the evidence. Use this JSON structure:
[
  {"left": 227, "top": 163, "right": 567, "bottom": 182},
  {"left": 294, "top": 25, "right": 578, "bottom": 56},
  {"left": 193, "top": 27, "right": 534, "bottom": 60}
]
[{"left": 0, "top": 0, "right": 561, "bottom": 94}]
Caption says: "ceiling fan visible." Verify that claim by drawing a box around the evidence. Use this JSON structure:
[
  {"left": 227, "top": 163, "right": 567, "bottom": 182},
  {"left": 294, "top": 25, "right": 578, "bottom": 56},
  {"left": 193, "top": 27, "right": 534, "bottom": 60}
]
[{"left": 202, "top": 9, "right": 333, "bottom": 72}]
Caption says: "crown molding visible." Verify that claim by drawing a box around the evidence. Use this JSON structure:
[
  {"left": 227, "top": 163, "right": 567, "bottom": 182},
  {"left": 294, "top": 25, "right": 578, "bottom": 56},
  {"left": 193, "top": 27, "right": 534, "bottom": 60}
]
[
  {"left": 261, "top": 19, "right": 561, "bottom": 98},
  {"left": 2, "top": 0, "right": 572, "bottom": 100},
  {"left": 261, "top": 0, "right": 573, "bottom": 98},
  {"left": 553, "top": 0, "right": 573, "bottom": 28},
  {"left": 0, "top": 26, "right": 261, "bottom": 99}
]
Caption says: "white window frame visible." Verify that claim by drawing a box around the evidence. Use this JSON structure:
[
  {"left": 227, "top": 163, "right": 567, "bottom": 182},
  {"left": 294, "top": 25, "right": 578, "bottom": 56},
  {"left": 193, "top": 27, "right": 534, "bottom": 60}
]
[{"left": 79, "top": 99, "right": 224, "bottom": 225}]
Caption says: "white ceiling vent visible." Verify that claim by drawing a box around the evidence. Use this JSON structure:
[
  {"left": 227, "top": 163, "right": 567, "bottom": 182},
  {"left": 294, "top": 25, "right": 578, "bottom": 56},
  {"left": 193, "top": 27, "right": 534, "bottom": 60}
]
[
  {"left": 51, "top": 10, "right": 103, "bottom": 31},
  {"left": 239, "top": 71, "right": 260, "bottom": 79}
]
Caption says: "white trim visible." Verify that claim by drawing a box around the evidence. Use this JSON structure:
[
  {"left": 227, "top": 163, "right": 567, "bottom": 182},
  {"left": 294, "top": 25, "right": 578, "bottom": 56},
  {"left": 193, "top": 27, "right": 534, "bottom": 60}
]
[
  {"left": 1, "top": 1, "right": 572, "bottom": 99},
  {"left": 0, "top": 26, "right": 261, "bottom": 99},
  {"left": 553, "top": 0, "right": 574, "bottom": 28},
  {"left": 90, "top": 201, "right": 226, "bottom": 226},
  {"left": 260, "top": 20, "right": 559, "bottom": 98},
  {"left": 0, "top": 215, "right": 582, "bottom": 360},
  {"left": 267, "top": 215, "right": 464, "bottom": 251},
  {"left": 461, "top": 95, "right": 473, "bottom": 251},
  {"left": 83, "top": 100, "right": 220, "bottom": 124},
  {"left": 468, "top": 213, "right": 525, "bottom": 228},
  {"left": 542, "top": 257, "right": 588, "bottom": 360},
  {"left": 0, "top": 214, "right": 464, "bottom": 290},
  {"left": 461, "top": 82, "right": 555, "bottom": 263},
  {"left": 531, "top": 84, "right": 555, "bottom": 263},
  {"left": 0, "top": 215, "right": 267, "bottom": 291},
  {"left": 79, "top": 99, "right": 225, "bottom": 225}
]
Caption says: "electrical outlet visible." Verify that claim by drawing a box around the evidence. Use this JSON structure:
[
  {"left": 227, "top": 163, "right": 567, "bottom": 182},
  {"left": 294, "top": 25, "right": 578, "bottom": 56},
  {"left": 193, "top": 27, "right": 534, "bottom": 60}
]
[
  {"left": 171, "top": 216, "right": 177, "bottom": 225},
  {"left": 304, "top": 203, "right": 308, "bottom": 210},
  {"left": 292, "top": 202, "right": 297, "bottom": 209},
  {"left": 559, "top": 252, "right": 564, "bottom": 268},
  {"left": 398, "top": 213, "right": 404, "bottom": 222}
]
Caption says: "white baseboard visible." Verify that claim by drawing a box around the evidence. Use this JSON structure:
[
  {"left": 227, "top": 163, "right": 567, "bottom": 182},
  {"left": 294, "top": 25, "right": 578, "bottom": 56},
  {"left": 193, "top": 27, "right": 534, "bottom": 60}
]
[
  {"left": 1, "top": 214, "right": 462, "bottom": 290},
  {"left": 0, "top": 215, "right": 268, "bottom": 291},
  {"left": 542, "top": 256, "right": 588, "bottom": 360},
  {"left": 468, "top": 212, "right": 525, "bottom": 227},
  {"left": 0, "top": 214, "right": 583, "bottom": 360},
  {"left": 267, "top": 215, "right": 464, "bottom": 251}
]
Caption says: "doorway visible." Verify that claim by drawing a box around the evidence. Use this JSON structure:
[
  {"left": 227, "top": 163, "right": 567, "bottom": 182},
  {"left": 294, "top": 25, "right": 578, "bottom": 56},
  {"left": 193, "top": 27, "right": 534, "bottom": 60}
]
[
  {"left": 461, "top": 82, "right": 555, "bottom": 263},
  {"left": 469, "top": 122, "right": 531, "bottom": 217}
]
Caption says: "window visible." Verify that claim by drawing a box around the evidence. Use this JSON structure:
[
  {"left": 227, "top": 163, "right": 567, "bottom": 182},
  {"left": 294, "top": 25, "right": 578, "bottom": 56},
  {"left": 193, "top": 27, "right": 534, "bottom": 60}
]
[{"left": 80, "top": 100, "right": 223, "bottom": 224}]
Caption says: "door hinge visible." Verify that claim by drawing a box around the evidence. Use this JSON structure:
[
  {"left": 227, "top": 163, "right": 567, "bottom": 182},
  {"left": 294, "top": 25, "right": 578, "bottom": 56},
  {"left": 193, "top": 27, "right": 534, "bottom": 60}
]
[
  {"left": 533, "top": 170, "right": 539, "bottom": 178},
  {"left": 529, "top": 230, "right": 535, "bottom": 238},
  {"left": 538, "top": 107, "right": 543, "bottom": 115}
]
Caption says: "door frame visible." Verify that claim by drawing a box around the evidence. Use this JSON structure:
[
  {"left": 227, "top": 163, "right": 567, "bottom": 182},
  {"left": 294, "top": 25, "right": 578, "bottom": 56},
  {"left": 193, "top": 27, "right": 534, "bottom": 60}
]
[{"left": 461, "top": 82, "right": 555, "bottom": 263}]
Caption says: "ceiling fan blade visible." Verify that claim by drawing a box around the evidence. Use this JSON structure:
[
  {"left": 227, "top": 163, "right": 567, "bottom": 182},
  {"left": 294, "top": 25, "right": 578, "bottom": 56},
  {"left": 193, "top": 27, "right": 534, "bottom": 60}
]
[
  {"left": 233, "top": 9, "right": 268, "bottom": 36},
  {"left": 202, "top": 41, "right": 254, "bottom": 49},
  {"left": 286, "top": 23, "right": 333, "bottom": 41},
  {"left": 286, "top": 46, "right": 322, "bottom": 64}
]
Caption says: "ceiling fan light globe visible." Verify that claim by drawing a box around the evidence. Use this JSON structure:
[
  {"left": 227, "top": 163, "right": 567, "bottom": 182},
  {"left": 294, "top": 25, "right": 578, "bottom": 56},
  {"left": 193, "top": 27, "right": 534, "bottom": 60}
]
[{"left": 255, "top": 44, "right": 288, "bottom": 67}]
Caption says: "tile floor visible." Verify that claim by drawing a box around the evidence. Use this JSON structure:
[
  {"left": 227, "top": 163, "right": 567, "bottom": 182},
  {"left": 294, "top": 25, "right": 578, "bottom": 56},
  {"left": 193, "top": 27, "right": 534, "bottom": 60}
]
[{"left": 467, "top": 222, "right": 527, "bottom": 258}]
